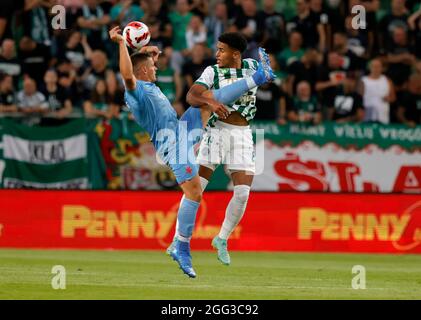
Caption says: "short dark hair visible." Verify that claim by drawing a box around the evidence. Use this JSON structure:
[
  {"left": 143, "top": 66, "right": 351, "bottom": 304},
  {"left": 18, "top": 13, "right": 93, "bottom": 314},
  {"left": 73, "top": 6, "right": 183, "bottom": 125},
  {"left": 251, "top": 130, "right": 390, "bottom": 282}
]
[
  {"left": 218, "top": 32, "right": 248, "bottom": 54},
  {"left": 130, "top": 52, "right": 152, "bottom": 68}
]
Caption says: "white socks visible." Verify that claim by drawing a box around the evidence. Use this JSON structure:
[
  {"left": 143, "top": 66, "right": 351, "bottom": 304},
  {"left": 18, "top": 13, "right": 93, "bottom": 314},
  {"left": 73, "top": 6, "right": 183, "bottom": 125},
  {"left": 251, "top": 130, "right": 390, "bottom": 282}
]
[
  {"left": 219, "top": 185, "right": 251, "bottom": 240},
  {"left": 199, "top": 176, "right": 209, "bottom": 190}
]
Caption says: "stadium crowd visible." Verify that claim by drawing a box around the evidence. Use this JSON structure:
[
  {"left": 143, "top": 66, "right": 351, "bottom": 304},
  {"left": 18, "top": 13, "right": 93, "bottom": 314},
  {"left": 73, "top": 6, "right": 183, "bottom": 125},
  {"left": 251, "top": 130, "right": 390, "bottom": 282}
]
[{"left": 0, "top": 0, "right": 420, "bottom": 127}]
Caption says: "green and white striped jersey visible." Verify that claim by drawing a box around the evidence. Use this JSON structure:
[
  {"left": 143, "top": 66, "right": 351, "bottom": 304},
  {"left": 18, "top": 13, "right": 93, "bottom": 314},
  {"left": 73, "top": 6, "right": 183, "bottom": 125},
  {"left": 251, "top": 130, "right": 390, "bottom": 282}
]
[{"left": 194, "top": 59, "right": 258, "bottom": 127}]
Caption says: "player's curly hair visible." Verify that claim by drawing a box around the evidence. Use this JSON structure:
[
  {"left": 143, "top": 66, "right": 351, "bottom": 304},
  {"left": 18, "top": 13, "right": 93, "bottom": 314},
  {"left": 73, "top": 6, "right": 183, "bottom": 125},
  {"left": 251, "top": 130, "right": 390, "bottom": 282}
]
[{"left": 218, "top": 32, "right": 248, "bottom": 54}]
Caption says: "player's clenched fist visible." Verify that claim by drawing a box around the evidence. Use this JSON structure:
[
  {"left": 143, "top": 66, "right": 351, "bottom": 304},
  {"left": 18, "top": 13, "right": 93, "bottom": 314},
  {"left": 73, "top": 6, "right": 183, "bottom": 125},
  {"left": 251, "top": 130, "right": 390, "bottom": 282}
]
[
  {"left": 207, "top": 99, "right": 230, "bottom": 119},
  {"left": 139, "top": 46, "right": 161, "bottom": 63}
]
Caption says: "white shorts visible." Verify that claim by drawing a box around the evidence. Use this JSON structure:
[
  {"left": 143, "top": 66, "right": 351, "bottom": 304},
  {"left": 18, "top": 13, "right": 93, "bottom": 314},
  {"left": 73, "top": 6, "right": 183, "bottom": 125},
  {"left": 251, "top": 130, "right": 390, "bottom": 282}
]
[{"left": 197, "top": 121, "right": 255, "bottom": 174}]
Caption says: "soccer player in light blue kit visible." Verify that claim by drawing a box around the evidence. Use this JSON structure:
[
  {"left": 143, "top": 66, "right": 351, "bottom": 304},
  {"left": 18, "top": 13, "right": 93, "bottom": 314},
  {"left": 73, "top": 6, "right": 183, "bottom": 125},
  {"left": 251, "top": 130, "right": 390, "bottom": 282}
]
[{"left": 109, "top": 26, "right": 274, "bottom": 278}]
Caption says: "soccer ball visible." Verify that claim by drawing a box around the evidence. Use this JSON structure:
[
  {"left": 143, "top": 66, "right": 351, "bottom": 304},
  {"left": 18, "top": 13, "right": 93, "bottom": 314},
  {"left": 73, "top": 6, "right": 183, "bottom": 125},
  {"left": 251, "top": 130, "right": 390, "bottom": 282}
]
[{"left": 123, "top": 21, "right": 151, "bottom": 50}]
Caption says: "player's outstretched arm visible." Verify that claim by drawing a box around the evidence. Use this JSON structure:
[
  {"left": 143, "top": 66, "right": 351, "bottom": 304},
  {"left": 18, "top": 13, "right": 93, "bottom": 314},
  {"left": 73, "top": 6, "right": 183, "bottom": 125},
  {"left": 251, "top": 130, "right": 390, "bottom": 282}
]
[{"left": 109, "top": 26, "right": 137, "bottom": 91}]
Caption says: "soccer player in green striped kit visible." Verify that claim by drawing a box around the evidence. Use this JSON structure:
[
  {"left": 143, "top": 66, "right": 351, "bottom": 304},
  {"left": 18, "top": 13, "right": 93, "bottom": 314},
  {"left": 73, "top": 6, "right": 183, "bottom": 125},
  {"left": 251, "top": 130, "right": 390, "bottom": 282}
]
[{"left": 168, "top": 33, "right": 273, "bottom": 265}]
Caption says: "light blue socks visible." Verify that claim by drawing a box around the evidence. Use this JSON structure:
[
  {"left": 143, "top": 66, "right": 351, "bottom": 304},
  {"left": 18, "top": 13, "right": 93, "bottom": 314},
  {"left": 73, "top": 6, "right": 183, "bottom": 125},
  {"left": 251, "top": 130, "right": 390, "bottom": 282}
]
[
  {"left": 177, "top": 197, "right": 200, "bottom": 241},
  {"left": 212, "top": 77, "right": 257, "bottom": 105}
]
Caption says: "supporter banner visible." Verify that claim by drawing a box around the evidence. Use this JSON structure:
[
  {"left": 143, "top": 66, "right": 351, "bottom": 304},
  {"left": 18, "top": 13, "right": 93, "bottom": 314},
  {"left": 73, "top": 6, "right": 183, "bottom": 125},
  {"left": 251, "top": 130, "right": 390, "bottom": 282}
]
[
  {"left": 0, "top": 190, "right": 420, "bottom": 253},
  {"left": 94, "top": 118, "right": 178, "bottom": 190},
  {"left": 1, "top": 119, "right": 89, "bottom": 189},
  {"left": 208, "top": 122, "right": 421, "bottom": 193},
  {"left": 248, "top": 122, "right": 421, "bottom": 193}
]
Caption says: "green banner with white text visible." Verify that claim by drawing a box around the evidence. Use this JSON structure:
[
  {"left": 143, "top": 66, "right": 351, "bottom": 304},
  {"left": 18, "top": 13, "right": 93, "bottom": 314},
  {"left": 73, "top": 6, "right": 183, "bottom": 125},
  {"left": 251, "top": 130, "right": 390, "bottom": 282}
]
[{"left": 0, "top": 118, "right": 107, "bottom": 189}]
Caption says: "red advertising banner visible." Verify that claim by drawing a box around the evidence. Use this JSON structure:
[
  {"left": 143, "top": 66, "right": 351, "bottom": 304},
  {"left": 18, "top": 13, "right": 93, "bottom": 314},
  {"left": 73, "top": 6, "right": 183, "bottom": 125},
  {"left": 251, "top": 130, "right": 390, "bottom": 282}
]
[{"left": 0, "top": 190, "right": 420, "bottom": 253}]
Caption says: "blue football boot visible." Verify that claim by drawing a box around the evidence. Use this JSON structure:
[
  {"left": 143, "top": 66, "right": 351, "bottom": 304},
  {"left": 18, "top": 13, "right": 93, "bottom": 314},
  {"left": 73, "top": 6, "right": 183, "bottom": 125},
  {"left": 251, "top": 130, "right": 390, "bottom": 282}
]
[
  {"left": 252, "top": 47, "right": 276, "bottom": 86},
  {"left": 170, "top": 240, "right": 197, "bottom": 278}
]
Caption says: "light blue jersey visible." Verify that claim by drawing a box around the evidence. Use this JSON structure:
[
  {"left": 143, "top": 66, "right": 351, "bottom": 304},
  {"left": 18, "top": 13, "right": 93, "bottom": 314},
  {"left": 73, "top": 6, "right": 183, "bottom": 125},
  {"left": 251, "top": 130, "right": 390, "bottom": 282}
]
[
  {"left": 125, "top": 80, "right": 178, "bottom": 150},
  {"left": 124, "top": 80, "right": 202, "bottom": 184}
]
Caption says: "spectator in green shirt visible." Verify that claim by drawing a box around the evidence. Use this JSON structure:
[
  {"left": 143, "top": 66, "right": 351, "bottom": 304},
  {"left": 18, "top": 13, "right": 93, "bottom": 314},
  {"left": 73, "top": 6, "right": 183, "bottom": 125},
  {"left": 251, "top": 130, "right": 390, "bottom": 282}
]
[
  {"left": 84, "top": 79, "right": 116, "bottom": 119},
  {"left": 168, "top": 0, "right": 193, "bottom": 73},
  {"left": 169, "top": 0, "right": 193, "bottom": 50},
  {"left": 287, "top": 80, "right": 322, "bottom": 125},
  {"left": 278, "top": 31, "right": 305, "bottom": 73},
  {"left": 156, "top": 53, "right": 183, "bottom": 116}
]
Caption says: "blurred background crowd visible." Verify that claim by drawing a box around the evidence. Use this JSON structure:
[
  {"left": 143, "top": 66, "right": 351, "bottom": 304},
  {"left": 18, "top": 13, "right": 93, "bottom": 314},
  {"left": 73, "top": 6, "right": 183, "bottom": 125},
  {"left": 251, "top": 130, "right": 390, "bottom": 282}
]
[{"left": 0, "top": 0, "right": 420, "bottom": 127}]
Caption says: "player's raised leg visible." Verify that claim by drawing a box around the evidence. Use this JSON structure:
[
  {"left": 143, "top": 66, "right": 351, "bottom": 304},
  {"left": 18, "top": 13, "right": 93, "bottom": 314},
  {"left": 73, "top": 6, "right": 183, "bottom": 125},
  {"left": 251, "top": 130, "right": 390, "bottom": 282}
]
[{"left": 203, "top": 54, "right": 275, "bottom": 112}]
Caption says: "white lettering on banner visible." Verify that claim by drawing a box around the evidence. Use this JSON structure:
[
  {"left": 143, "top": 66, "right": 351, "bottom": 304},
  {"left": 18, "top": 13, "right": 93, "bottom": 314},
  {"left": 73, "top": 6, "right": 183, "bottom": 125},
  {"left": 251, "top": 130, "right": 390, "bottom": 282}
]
[
  {"left": 404, "top": 171, "right": 419, "bottom": 188},
  {"left": 379, "top": 127, "right": 421, "bottom": 143},
  {"left": 3, "top": 134, "right": 86, "bottom": 164},
  {"left": 334, "top": 125, "right": 374, "bottom": 140},
  {"left": 251, "top": 123, "right": 280, "bottom": 135},
  {"left": 289, "top": 124, "right": 325, "bottom": 137}
]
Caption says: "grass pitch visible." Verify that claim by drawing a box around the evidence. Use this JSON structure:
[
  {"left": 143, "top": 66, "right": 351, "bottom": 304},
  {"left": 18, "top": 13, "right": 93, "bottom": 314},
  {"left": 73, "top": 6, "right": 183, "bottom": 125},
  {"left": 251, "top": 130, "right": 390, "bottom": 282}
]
[{"left": 0, "top": 249, "right": 420, "bottom": 300}]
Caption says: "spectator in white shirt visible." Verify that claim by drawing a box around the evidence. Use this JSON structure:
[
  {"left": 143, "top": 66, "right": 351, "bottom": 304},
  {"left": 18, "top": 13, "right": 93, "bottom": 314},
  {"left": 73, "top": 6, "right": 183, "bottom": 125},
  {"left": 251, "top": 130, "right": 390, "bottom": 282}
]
[
  {"left": 186, "top": 15, "right": 207, "bottom": 52},
  {"left": 360, "top": 58, "right": 396, "bottom": 124},
  {"left": 17, "top": 77, "right": 49, "bottom": 115}
]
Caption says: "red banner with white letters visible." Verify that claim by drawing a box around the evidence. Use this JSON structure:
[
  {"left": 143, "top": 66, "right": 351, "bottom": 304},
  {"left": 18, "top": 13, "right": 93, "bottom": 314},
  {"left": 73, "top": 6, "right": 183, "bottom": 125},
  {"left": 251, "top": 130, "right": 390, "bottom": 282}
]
[{"left": 0, "top": 190, "right": 420, "bottom": 253}]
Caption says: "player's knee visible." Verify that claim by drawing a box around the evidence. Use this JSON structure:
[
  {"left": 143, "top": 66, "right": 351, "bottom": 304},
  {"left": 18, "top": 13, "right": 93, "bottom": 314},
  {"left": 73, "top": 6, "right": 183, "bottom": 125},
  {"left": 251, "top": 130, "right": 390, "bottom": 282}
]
[
  {"left": 185, "top": 185, "right": 202, "bottom": 202},
  {"left": 189, "top": 192, "right": 202, "bottom": 203},
  {"left": 234, "top": 185, "right": 250, "bottom": 203}
]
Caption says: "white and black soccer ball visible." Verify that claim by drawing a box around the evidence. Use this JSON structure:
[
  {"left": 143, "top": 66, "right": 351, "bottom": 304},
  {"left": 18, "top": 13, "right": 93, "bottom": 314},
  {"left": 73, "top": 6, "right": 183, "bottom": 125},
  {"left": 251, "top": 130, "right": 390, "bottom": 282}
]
[{"left": 123, "top": 21, "right": 151, "bottom": 50}]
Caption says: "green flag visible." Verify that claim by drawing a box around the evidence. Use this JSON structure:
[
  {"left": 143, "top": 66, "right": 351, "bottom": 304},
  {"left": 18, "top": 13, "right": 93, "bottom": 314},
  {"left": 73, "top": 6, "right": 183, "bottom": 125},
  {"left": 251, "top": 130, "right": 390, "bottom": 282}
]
[{"left": 1, "top": 118, "right": 89, "bottom": 189}]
